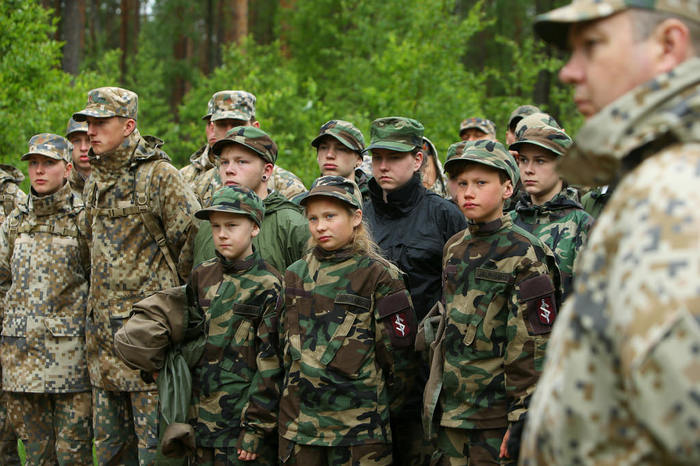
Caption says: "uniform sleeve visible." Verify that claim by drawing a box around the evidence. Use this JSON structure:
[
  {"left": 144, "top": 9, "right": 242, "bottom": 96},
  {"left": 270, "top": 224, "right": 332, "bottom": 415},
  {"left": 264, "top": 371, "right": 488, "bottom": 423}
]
[
  {"left": 238, "top": 279, "right": 285, "bottom": 453},
  {"left": 285, "top": 213, "right": 311, "bottom": 269},
  {"left": 152, "top": 162, "right": 202, "bottom": 283},
  {"left": 0, "top": 216, "right": 14, "bottom": 323},
  {"left": 76, "top": 209, "right": 91, "bottom": 281},
  {"left": 505, "top": 257, "right": 558, "bottom": 423}
]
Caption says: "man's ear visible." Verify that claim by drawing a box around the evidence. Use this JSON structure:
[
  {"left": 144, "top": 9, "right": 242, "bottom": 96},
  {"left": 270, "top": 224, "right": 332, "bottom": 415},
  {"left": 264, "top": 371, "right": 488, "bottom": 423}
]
[
  {"left": 413, "top": 151, "right": 424, "bottom": 172},
  {"left": 123, "top": 118, "right": 137, "bottom": 137},
  {"left": 652, "top": 18, "right": 693, "bottom": 73},
  {"left": 503, "top": 180, "right": 514, "bottom": 200},
  {"left": 263, "top": 163, "right": 274, "bottom": 179},
  {"left": 251, "top": 223, "right": 261, "bottom": 238}
]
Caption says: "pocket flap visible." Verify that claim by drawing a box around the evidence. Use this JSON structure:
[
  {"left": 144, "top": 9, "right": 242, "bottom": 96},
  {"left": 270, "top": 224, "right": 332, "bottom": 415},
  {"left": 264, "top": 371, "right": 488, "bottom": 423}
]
[
  {"left": 44, "top": 316, "right": 85, "bottom": 337},
  {"left": 232, "top": 303, "right": 260, "bottom": 318}
]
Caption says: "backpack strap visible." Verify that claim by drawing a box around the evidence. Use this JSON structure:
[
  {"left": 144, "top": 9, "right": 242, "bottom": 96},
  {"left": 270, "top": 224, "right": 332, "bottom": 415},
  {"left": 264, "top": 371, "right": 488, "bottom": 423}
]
[{"left": 1, "top": 183, "right": 19, "bottom": 217}]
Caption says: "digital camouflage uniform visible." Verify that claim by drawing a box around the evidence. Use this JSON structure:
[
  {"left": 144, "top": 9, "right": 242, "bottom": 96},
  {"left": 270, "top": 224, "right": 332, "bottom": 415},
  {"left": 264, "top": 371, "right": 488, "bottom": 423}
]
[
  {"left": 0, "top": 163, "right": 24, "bottom": 466},
  {"left": 189, "top": 187, "right": 283, "bottom": 465},
  {"left": 194, "top": 126, "right": 310, "bottom": 272},
  {"left": 459, "top": 117, "right": 497, "bottom": 140},
  {"left": 180, "top": 96, "right": 217, "bottom": 190},
  {"left": 510, "top": 123, "right": 593, "bottom": 300},
  {"left": 426, "top": 142, "right": 561, "bottom": 466},
  {"left": 74, "top": 87, "right": 201, "bottom": 465},
  {"left": 65, "top": 117, "right": 90, "bottom": 197},
  {"left": 0, "top": 134, "right": 92, "bottom": 465},
  {"left": 280, "top": 176, "right": 417, "bottom": 466},
  {"left": 268, "top": 165, "right": 307, "bottom": 200},
  {"left": 521, "top": 4, "right": 700, "bottom": 464}
]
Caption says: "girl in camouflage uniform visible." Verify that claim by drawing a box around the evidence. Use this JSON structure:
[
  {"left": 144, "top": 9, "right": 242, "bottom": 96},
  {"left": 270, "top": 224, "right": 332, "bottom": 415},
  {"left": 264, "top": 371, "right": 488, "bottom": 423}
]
[
  {"left": 279, "top": 176, "right": 417, "bottom": 465},
  {"left": 188, "top": 185, "right": 283, "bottom": 465}
]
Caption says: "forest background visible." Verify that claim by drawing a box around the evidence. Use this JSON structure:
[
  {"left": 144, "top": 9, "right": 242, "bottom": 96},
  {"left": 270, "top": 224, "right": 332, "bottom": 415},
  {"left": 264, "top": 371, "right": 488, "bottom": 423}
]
[{"left": 1, "top": 0, "right": 579, "bottom": 188}]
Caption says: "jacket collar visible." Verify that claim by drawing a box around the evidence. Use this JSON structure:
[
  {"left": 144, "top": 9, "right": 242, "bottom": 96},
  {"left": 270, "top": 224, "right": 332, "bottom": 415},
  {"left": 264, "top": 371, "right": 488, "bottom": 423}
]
[
  {"left": 311, "top": 245, "right": 355, "bottom": 263},
  {"left": 218, "top": 248, "right": 258, "bottom": 274},
  {"left": 30, "top": 181, "right": 75, "bottom": 217},
  {"left": 467, "top": 214, "right": 511, "bottom": 237},
  {"left": 515, "top": 186, "right": 583, "bottom": 214},
  {"left": 368, "top": 172, "right": 424, "bottom": 215}
]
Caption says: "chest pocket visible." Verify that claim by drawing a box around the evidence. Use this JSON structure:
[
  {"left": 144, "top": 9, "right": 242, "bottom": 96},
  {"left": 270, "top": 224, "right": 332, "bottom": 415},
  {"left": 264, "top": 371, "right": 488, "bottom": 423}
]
[{"left": 321, "top": 293, "right": 373, "bottom": 379}]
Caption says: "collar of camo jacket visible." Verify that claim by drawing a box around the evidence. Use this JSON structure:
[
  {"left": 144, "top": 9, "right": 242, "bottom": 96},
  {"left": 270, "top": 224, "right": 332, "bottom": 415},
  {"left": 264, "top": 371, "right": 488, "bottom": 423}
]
[
  {"left": 467, "top": 213, "right": 512, "bottom": 236},
  {"left": 559, "top": 57, "right": 700, "bottom": 187},
  {"left": 312, "top": 244, "right": 355, "bottom": 262},
  {"left": 30, "top": 180, "right": 75, "bottom": 217}
]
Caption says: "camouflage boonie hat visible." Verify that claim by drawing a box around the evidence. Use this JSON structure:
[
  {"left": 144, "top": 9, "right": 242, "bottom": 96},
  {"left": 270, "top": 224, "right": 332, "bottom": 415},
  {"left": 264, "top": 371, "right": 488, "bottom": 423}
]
[
  {"left": 366, "top": 117, "right": 424, "bottom": 152},
  {"left": 210, "top": 90, "right": 256, "bottom": 122},
  {"left": 22, "top": 133, "right": 72, "bottom": 163},
  {"left": 535, "top": 0, "right": 700, "bottom": 49},
  {"left": 194, "top": 185, "right": 265, "bottom": 226},
  {"left": 299, "top": 175, "right": 363, "bottom": 210},
  {"left": 510, "top": 124, "right": 572, "bottom": 157},
  {"left": 201, "top": 95, "right": 216, "bottom": 121},
  {"left": 514, "top": 112, "right": 563, "bottom": 140},
  {"left": 211, "top": 126, "right": 278, "bottom": 164},
  {"left": 508, "top": 105, "right": 541, "bottom": 131},
  {"left": 443, "top": 140, "right": 520, "bottom": 185},
  {"left": 459, "top": 117, "right": 496, "bottom": 138},
  {"left": 73, "top": 87, "right": 138, "bottom": 121},
  {"left": 311, "top": 120, "right": 365, "bottom": 154},
  {"left": 65, "top": 117, "right": 88, "bottom": 138}
]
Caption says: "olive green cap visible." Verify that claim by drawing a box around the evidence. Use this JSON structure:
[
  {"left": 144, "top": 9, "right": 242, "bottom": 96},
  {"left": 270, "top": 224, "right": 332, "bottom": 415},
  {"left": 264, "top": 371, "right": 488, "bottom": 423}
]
[
  {"left": 444, "top": 140, "right": 520, "bottom": 185},
  {"left": 510, "top": 124, "right": 573, "bottom": 157},
  {"left": 211, "top": 126, "right": 278, "bottom": 164},
  {"left": 459, "top": 117, "right": 496, "bottom": 138},
  {"left": 299, "top": 175, "right": 363, "bottom": 210},
  {"left": 311, "top": 120, "right": 365, "bottom": 154},
  {"left": 194, "top": 185, "right": 265, "bottom": 226},
  {"left": 366, "top": 117, "right": 424, "bottom": 152},
  {"left": 508, "top": 105, "right": 541, "bottom": 131}
]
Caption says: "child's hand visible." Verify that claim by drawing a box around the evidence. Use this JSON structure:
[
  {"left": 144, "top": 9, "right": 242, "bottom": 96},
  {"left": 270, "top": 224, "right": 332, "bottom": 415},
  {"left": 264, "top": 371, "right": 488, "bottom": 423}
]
[{"left": 237, "top": 449, "right": 258, "bottom": 461}]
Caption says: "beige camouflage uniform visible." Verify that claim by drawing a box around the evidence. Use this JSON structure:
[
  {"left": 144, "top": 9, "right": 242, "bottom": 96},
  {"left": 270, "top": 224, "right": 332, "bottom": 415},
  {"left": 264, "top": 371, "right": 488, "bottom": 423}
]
[
  {"left": 65, "top": 117, "right": 90, "bottom": 197},
  {"left": 0, "top": 134, "right": 92, "bottom": 465},
  {"left": 74, "top": 87, "right": 201, "bottom": 465},
  {"left": 180, "top": 96, "right": 216, "bottom": 191},
  {"left": 522, "top": 4, "right": 700, "bottom": 465}
]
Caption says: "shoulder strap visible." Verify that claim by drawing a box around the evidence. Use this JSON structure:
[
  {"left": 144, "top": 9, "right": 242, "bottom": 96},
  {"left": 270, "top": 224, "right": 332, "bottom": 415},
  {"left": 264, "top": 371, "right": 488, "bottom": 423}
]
[
  {"left": 1, "top": 182, "right": 19, "bottom": 217},
  {"left": 135, "top": 159, "right": 180, "bottom": 281}
]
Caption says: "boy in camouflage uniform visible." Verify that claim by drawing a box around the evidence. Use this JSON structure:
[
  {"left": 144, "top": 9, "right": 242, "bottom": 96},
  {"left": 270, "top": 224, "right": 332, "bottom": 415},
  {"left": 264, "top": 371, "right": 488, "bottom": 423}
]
[
  {"left": 74, "top": 87, "right": 200, "bottom": 465},
  {"left": 65, "top": 116, "right": 91, "bottom": 195},
  {"left": 427, "top": 140, "right": 560, "bottom": 465},
  {"left": 0, "top": 134, "right": 92, "bottom": 464},
  {"left": 194, "top": 126, "right": 309, "bottom": 272},
  {"left": 459, "top": 117, "right": 497, "bottom": 142},
  {"left": 522, "top": 2, "right": 700, "bottom": 464},
  {"left": 509, "top": 122, "right": 593, "bottom": 300},
  {"left": 189, "top": 186, "right": 283, "bottom": 465},
  {"left": 280, "top": 176, "right": 417, "bottom": 465}
]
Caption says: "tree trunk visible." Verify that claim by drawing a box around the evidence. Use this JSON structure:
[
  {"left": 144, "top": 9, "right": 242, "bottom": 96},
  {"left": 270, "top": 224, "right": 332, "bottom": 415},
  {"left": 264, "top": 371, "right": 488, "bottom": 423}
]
[
  {"left": 233, "top": 0, "right": 248, "bottom": 44},
  {"left": 120, "top": 0, "right": 129, "bottom": 82},
  {"left": 61, "top": 0, "right": 86, "bottom": 75},
  {"left": 279, "top": 0, "right": 295, "bottom": 58},
  {"left": 171, "top": 4, "right": 188, "bottom": 118}
]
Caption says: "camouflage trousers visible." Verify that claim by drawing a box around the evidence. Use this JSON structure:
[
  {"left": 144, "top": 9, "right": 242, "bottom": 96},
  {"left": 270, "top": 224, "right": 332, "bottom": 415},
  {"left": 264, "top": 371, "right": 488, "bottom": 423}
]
[
  {"left": 5, "top": 391, "right": 92, "bottom": 466},
  {"left": 0, "top": 392, "right": 20, "bottom": 466},
  {"left": 432, "top": 426, "right": 515, "bottom": 466},
  {"left": 194, "top": 444, "right": 276, "bottom": 466},
  {"left": 279, "top": 437, "right": 392, "bottom": 466},
  {"left": 92, "top": 387, "right": 159, "bottom": 466}
]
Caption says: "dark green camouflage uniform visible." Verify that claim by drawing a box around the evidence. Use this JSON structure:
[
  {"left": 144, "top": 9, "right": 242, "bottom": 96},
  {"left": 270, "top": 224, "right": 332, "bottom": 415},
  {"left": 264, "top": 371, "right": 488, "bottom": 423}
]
[
  {"left": 280, "top": 245, "right": 417, "bottom": 464},
  {"left": 579, "top": 185, "right": 611, "bottom": 219}
]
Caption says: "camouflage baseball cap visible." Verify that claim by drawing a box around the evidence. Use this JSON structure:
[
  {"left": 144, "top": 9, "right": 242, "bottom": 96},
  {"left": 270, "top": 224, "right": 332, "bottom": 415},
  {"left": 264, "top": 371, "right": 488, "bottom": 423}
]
[
  {"left": 459, "top": 117, "right": 496, "bottom": 138},
  {"left": 510, "top": 124, "right": 572, "bottom": 157},
  {"left": 508, "top": 105, "right": 541, "bottom": 131},
  {"left": 201, "top": 95, "right": 216, "bottom": 121},
  {"left": 21, "top": 133, "right": 72, "bottom": 163},
  {"left": 194, "top": 185, "right": 265, "bottom": 226},
  {"left": 535, "top": 0, "right": 700, "bottom": 49},
  {"left": 211, "top": 126, "right": 278, "bottom": 164},
  {"left": 210, "top": 90, "right": 256, "bottom": 122},
  {"left": 299, "top": 175, "right": 363, "bottom": 210},
  {"left": 514, "top": 112, "right": 563, "bottom": 140},
  {"left": 445, "top": 141, "right": 470, "bottom": 163},
  {"left": 311, "top": 120, "right": 365, "bottom": 154},
  {"left": 443, "top": 140, "right": 520, "bottom": 185},
  {"left": 73, "top": 87, "right": 138, "bottom": 121},
  {"left": 366, "top": 117, "right": 424, "bottom": 152},
  {"left": 65, "top": 117, "right": 88, "bottom": 138}
]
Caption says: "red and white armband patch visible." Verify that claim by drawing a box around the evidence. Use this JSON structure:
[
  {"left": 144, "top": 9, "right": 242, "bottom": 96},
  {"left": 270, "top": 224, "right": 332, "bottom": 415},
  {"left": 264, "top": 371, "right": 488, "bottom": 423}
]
[
  {"left": 518, "top": 274, "right": 558, "bottom": 335},
  {"left": 377, "top": 290, "right": 417, "bottom": 348}
]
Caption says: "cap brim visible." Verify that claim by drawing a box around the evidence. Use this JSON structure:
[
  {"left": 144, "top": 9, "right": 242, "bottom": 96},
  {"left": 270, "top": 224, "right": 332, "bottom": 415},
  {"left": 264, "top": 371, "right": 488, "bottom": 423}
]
[
  {"left": 534, "top": 4, "right": 621, "bottom": 49},
  {"left": 299, "top": 190, "right": 360, "bottom": 209},
  {"left": 310, "top": 133, "right": 362, "bottom": 154},
  {"left": 366, "top": 141, "right": 416, "bottom": 152},
  {"left": 201, "top": 114, "right": 212, "bottom": 121},
  {"left": 211, "top": 111, "right": 251, "bottom": 122},
  {"left": 21, "top": 151, "right": 64, "bottom": 162},
  {"left": 509, "top": 139, "right": 564, "bottom": 156},
  {"left": 72, "top": 110, "right": 117, "bottom": 122},
  {"left": 195, "top": 205, "right": 251, "bottom": 220}
]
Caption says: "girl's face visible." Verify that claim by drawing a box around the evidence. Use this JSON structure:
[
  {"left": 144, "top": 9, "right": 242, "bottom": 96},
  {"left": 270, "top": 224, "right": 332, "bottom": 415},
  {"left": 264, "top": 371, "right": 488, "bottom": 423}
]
[
  {"left": 305, "top": 198, "right": 362, "bottom": 251},
  {"left": 27, "top": 155, "right": 70, "bottom": 196},
  {"left": 517, "top": 145, "right": 562, "bottom": 205}
]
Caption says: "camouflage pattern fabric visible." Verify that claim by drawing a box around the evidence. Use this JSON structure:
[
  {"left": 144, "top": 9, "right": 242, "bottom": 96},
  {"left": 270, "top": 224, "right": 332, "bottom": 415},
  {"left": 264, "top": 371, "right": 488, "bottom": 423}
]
[
  {"left": 433, "top": 426, "right": 513, "bottom": 466},
  {"left": 435, "top": 214, "right": 560, "bottom": 434},
  {"left": 21, "top": 133, "right": 72, "bottom": 163},
  {"left": 83, "top": 128, "right": 200, "bottom": 392},
  {"left": 180, "top": 144, "right": 214, "bottom": 189},
  {"left": 459, "top": 117, "right": 497, "bottom": 138},
  {"left": 520, "top": 57, "right": 700, "bottom": 466},
  {"left": 65, "top": 117, "right": 88, "bottom": 139},
  {"left": 0, "top": 393, "right": 19, "bottom": 466},
  {"left": 187, "top": 249, "right": 283, "bottom": 454},
  {"left": 299, "top": 175, "right": 362, "bottom": 210},
  {"left": 6, "top": 391, "right": 92, "bottom": 465},
  {"left": 510, "top": 119, "right": 570, "bottom": 155},
  {"left": 0, "top": 165, "right": 26, "bottom": 225},
  {"left": 279, "top": 437, "right": 392, "bottom": 465},
  {"left": 512, "top": 187, "right": 593, "bottom": 300},
  {"left": 193, "top": 166, "right": 222, "bottom": 208},
  {"left": 280, "top": 246, "right": 417, "bottom": 448},
  {"left": 68, "top": 168, "right": 87, "bottom": 199},
  {"left": 209, "top": 90, "right": 256, "bottom": 122},
  {"left": 513, "top": 113, "right": 562, "bottom": 137},
  {"left": 92, "top": 387, "right": 160, "bottom": 465},
  {"left": 443, "top": 140, "right": 520, "bottom": 185},
  {"left": 366, "top": 117, "right": 424, "bottom": 152},
  {"left": 579, "top": 185, "right": 611, "bottom": 219},
  {"left": 507, "top": 105, "right": 540, "bottom": 132},
  {"left": 0, "top": 182, "right": 90, "bottom": 393},
  {"left": 421, "top": 137, "right": 449, "bottom": 198},
  {"left": 73, "top": 86, "right": 138, "bottom": 121},
  {"left": 269, "top": 165, "right": 307, "bottom": 200},
  {"left": 195, "top": 185, "right": 265, "bottom": 226},
  {"left": 311, "top": 119, "right": 366, "bottom": 152}
]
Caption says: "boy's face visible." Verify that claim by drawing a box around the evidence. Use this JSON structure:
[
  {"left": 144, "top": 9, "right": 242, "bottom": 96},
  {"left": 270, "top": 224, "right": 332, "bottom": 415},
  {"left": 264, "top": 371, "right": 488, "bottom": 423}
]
[
  {"left": 450, "top": 163, "right": 512, "bottom": 222},
  {"left": 68, "top": 132, "right": 91, "bottom": 175},
  {"left": 86, "top": 116, "right": 132, "bottom": 154},
  {"left": 517, "top": 145, "right": 562, "bottom": 205},
  {"left": 460, "top": 128, "right": 491, "bottom": 142},
  {"left": 371, "top": 148, "right": 422, "bottom": 192},
  {"left": 209, "top": 211, "right": 259, "bottom": 261},
  {"left": 316, "top": 136, "right": 359, "bottom": 180},
  {"left": 218, "top": 145, "right": 268, "bottom": 192},
  {"left": 27, "top": 154, "right": 71, "bottom": 196},
  {"left": 305, "top": 197, "right": 362, "bottom": 251}
]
